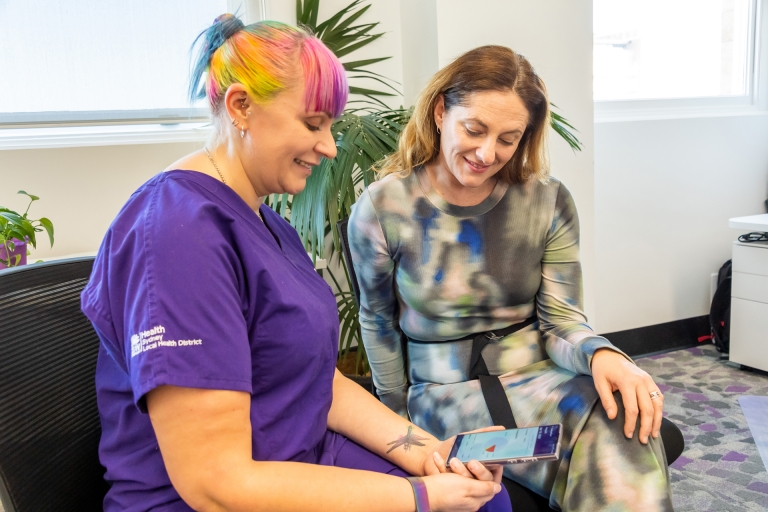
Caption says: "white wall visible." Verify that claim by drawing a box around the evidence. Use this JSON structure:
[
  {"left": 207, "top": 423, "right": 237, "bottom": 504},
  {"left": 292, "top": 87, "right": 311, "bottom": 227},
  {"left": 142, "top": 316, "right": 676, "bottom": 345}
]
[
  {"left": 403, "top": 0, "right": 598, "bottom": 320},
  {"left": 399, "top": 0, "right": 439, "bottom": 106},
  {"left": 0, "top": 143, "right": 200, "bottom": 259},
  {"left": 594, "top": 115, "right": 768, "bottom": 333}
]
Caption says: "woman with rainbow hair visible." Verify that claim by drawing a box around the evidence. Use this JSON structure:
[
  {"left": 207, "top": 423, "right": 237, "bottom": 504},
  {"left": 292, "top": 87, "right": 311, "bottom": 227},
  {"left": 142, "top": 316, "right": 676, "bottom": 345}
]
[{"left": 81, "top": 14, "right": 511, "bottom": 512}]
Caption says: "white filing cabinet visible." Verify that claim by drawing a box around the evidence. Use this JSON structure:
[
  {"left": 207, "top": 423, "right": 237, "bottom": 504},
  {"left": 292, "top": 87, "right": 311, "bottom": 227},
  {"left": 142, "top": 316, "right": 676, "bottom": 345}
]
[{"left": 728, "top": 214, "right": 768, "bottom": 372}]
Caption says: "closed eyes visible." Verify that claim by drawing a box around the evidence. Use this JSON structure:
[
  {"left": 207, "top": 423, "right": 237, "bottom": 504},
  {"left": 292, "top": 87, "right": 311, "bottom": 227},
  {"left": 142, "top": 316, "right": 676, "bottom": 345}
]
[{"left": 464, "top": 126, "right": 517, "bottom": 146}]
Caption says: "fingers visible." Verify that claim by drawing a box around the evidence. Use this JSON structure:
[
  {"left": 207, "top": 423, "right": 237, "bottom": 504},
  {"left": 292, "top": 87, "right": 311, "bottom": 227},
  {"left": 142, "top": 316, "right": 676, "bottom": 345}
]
[
  {"left": 636, "top": 385, "right": 655, "bottom": 444},
  {"left": 620, "top": 384, "right": 639, "bottom": 439},
  {"left": 431, "top": 451, "right": 448, "bottom": 474},
  {"left": 464, "top": 479, "right": 502, "bottom": 499},
  {"left": 466, "top": 460, "right": 495, "bottom": 482},
  {"left": 595, "top": 357, "right": 665, "bottom": 444},
  {"left": 424, "top": 473, "right": 500, "bottom": 512},
  {"left": 594, "top": 376, "right": 618, "bottom": 420},
  {"left": 488, "top": 463, "right": 504, "bottom": 484},
  {"left": 448, "top": 457, "right": 474, "bottom": 478},
  {"left": 649, "top": 381, "right": 664, "bottom": 440}
]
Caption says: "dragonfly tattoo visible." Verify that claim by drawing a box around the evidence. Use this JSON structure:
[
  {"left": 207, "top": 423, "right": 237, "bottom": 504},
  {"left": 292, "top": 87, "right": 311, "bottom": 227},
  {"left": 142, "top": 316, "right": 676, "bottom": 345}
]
[{"left": 386, "top": 425, "right": 429, "bottom": 454}]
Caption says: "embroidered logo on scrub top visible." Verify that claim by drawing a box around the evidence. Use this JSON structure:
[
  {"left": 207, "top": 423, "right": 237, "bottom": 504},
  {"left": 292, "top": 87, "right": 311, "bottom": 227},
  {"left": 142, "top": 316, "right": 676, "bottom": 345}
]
[{"left": 130, "top": 325, "right": 202, "bottom": 358}]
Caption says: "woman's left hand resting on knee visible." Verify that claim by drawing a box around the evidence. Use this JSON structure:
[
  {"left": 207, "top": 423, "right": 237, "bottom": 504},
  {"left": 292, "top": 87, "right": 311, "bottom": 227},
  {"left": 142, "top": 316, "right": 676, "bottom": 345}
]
[{"left": 591, "top": 349, "right": 664, "bottom": 445}]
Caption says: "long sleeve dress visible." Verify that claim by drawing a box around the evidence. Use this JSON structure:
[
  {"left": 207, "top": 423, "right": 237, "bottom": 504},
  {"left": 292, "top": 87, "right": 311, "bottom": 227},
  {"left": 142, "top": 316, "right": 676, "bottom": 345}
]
[{"left": 348, "top": 167, "right": 673, "bottom": 511}]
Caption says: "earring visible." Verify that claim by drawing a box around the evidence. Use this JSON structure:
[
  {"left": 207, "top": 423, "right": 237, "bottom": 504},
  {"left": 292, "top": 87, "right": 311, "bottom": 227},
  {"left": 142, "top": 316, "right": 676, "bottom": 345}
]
[
  {"left": 231, "top": 118, "right": 237, "bottom": 126},
  {"left": 240, "top": 128, "right": 245, "bottom": 138},
  {"left": 437, "top": 126, "right": 441, "bottom": 134}
]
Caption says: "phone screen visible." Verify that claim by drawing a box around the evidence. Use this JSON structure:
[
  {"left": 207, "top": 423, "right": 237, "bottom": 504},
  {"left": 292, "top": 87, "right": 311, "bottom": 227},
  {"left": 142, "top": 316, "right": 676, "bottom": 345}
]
[{"left": 451, "top": 424, "right": 561, "bottom": 463}]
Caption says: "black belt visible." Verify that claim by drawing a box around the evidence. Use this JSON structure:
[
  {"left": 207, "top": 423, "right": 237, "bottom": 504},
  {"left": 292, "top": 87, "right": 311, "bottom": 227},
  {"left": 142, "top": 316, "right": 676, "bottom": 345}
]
[{"left": 409, "top": 314, "right": 538, "bottom": 429}]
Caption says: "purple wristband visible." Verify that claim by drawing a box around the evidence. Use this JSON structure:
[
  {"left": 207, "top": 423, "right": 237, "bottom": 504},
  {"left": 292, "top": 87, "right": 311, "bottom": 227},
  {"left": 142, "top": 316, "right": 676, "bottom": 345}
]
[{"left": 406, "top": 476, "right": 430, "bottom": 512}]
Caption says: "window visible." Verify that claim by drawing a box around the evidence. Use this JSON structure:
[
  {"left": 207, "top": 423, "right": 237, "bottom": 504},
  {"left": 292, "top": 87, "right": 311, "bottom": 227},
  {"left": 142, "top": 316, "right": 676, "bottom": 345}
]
[
  {"left": 594, "top": 0, "right": 761, "bottom": 118},
  {"left": 0, "top": 0, "right": 234, "bottom": 126}
]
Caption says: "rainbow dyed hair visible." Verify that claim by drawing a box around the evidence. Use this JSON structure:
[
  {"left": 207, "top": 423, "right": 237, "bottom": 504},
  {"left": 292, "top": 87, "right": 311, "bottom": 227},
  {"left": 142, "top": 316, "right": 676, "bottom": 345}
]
[{"left": 189, "top": 15, "right": 348, "bottom": 121}]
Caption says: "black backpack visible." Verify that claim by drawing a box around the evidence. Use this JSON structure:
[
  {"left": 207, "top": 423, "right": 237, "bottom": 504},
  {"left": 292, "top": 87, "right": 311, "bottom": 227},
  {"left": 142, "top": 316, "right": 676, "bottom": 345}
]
[{"left": 709, "top": 260, "right": 732, "bottom": 353}]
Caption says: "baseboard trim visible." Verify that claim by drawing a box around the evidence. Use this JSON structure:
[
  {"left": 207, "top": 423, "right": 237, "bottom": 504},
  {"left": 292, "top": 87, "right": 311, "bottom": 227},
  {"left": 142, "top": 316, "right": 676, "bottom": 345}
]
[{"left": 600, "top": 315, "right": 711, "bottom": 358}]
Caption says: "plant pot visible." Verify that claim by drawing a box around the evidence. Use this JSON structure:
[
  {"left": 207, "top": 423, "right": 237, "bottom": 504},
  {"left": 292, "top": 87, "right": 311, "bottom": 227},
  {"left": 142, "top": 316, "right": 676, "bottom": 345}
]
[{"left": 0, "top": 239, "right": 27, "bottom": 269}]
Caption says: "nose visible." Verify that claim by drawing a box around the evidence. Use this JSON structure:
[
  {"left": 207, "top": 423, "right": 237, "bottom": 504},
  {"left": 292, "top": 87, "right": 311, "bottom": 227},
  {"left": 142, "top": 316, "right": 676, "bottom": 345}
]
[
  {"left": 315, "top": 128, "right": 337, "bottom": 160},
  {"left": 476, "top": 138, "right": 495, "bottom": 165}
]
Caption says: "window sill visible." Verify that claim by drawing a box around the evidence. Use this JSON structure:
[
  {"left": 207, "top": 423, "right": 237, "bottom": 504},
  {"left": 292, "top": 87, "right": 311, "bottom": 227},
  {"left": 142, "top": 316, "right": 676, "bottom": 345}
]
[
  {"left": 0, "top": 122, "right": 212, "bottom": 151},
  {"left": 594, "top": 97, "right": 768, "bottom": 123},
  {"left": 595, "top": 105, "right": 768, "bottom": 123}
]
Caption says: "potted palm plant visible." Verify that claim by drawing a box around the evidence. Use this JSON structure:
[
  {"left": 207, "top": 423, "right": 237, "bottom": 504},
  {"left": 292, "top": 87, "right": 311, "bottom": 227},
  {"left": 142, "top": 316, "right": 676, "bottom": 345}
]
[
  {"left": 272, "top": 0, "right": 583, "bottom": 379},
  {"left": 0, "top": 191, "right": 55, "bottom": 270}
]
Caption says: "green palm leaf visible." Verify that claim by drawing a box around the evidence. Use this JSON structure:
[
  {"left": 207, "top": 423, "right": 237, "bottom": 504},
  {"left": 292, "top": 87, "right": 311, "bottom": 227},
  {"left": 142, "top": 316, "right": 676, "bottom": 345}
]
[{"left": 297, "top": 0, "right": 398, "bottom": 100}]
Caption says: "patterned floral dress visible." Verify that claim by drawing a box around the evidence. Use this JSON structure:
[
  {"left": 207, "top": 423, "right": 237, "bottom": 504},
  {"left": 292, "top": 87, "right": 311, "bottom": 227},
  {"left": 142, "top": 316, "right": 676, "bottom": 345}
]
[{"left": 348, "top": 167, "right": 673, "bottom": 511}]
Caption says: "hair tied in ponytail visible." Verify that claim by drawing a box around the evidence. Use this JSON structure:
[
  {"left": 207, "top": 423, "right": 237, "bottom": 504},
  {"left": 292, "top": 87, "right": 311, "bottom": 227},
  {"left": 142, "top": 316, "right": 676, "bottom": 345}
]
[
  {"left": 189, "top": 13, "right": 246, "bottom": 102},
  {"left": 213, "top": 13, "right": 245, "bottom": 41}
]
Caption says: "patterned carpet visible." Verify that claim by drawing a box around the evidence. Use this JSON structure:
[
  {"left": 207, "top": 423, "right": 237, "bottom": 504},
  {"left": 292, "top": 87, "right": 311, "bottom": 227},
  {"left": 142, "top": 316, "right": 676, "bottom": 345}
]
[{"left": 636, "top": 345, "right": 768, "bottom": 511}]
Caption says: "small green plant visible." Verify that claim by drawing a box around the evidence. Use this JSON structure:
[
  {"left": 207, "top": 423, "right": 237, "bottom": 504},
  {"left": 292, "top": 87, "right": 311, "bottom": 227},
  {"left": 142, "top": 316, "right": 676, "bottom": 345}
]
[{"left": 0, "top": 191, "right": 54, "bottom": 268}]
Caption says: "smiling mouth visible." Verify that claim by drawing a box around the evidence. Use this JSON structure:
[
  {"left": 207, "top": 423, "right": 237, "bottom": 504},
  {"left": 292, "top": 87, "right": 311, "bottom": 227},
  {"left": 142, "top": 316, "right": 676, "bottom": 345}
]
[
  {"left": 464, "top": 157, "right": 491, "bottom": 172},
  {"left": 295, "top": 158, "right": 318, "bottom": 171}
]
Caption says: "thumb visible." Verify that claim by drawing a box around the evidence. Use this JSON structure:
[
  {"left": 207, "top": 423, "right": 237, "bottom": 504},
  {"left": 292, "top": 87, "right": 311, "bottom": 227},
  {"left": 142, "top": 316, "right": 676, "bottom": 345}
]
[
  {"left": 594, "top": 376, "right": 618, "bottom": 420},
  {"left": 466, "top": 478, "right": 502, "bottom": 498}
]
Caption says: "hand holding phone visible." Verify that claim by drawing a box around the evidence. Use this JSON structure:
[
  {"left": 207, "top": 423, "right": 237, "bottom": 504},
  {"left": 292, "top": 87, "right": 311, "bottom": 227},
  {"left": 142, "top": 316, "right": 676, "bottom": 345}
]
[{"left": 446, "top": 424, "right": 562, "bottom": 467}]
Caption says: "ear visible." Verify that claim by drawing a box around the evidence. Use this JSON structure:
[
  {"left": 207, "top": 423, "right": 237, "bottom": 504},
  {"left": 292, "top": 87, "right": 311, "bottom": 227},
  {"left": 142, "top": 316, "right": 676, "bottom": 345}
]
[
  {"left": 433, "top": 94, "right": 445, "bottom": 131},
  {"left": 224, "top": 84, "right": 251, "bottom": 130}
]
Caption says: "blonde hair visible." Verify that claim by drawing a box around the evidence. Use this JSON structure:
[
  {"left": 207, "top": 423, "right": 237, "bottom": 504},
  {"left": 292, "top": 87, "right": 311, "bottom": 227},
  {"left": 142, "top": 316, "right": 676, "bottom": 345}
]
[{"left": 376, "top": 45, "right": 550, "bottom": 184}]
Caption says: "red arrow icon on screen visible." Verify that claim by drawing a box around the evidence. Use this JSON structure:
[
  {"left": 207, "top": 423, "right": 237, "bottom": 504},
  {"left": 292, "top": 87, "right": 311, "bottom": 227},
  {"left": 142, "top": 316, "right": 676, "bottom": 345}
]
[{"left": 485, "top": 445, "right": 496, "bottom": 453}]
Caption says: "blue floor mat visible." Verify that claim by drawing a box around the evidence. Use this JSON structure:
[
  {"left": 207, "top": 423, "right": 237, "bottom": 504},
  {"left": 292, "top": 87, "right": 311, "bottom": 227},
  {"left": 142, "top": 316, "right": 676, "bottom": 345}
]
[{"left": 739, "top": 396, "right": 768, "bottom": 473}]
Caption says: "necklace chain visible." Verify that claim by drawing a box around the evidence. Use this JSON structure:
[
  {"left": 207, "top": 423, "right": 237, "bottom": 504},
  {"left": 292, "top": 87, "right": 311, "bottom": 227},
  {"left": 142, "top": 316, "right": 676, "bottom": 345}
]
[
  {"left": 203, "top": 147, "right": 264, "bottom": 223},
  {"left": 203, "top": 147, "right": 226, "bottom": 184}
]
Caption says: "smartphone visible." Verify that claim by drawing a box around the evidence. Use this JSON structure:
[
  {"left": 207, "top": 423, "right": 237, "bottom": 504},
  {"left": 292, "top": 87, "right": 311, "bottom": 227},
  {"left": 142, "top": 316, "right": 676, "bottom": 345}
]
[{"left": 446, "top": 424, "right": 562, "bottom": 466}]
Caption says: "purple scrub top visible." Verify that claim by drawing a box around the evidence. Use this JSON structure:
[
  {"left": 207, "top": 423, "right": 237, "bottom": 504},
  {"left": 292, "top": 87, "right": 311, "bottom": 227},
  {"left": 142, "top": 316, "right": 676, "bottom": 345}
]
[{"left": 81, "top": 171, "right": 339, "bottom": 511}]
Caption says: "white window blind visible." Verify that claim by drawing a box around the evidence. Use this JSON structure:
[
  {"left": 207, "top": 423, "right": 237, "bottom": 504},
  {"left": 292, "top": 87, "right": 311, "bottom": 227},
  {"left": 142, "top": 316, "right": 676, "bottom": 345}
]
[{"left": 0, "top": 0, "right": 230, "bottom": 125}]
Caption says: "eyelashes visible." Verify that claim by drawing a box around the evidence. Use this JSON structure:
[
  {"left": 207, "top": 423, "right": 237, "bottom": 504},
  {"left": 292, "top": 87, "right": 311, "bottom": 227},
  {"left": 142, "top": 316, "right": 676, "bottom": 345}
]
[{"left": 464, "top": 126, "right": 517, "bottom": 146}]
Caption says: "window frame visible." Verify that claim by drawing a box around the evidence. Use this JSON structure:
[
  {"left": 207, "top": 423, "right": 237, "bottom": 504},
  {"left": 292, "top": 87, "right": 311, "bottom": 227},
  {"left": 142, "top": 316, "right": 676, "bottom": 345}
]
[
  {"left": 0, "top": 108, "right": 210, "bottom": 127},
  {"left": 594, "top": 0, "right": 768, "bottom": 122}
]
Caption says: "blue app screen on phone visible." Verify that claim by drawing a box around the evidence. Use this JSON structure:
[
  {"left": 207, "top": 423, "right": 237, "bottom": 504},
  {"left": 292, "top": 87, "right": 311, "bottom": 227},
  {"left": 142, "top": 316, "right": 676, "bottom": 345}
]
[{"left": 454, "top": 425, "right": 559, "bottom": 462}]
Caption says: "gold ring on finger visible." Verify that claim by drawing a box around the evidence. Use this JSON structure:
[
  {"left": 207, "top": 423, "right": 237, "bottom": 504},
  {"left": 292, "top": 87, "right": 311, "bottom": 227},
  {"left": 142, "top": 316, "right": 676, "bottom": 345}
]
[{"left": 649, "top": 390, "right": 662, "bottom": 400}]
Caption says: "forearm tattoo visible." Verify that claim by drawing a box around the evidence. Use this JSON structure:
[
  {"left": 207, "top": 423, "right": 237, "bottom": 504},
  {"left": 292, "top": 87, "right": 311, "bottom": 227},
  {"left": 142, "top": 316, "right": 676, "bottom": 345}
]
[{"left": 386, "top": 425, "right": 428, "bottom": 454}]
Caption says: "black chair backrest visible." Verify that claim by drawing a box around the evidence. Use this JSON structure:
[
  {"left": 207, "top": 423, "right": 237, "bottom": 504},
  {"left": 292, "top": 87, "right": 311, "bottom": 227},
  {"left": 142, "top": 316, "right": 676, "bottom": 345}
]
[
  {"left": 0, "top": 258, "right": 107, "bottom": 512},
  {"left": 336, "top": 218, "right": 361, "bottom": 308}
]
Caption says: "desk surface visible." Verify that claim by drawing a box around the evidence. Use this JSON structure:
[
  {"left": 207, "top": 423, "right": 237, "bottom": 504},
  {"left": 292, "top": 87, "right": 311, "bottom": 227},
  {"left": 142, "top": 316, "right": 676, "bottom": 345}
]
[{"left": 729, "top": 214, "right": 768, "bottom": 231}]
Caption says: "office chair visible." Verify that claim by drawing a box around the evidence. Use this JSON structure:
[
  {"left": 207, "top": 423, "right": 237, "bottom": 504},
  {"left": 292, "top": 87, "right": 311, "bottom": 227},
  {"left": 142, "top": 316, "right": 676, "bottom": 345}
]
[
  {"left": 0, "top": 257, "right": 107, "bottom": 512},
  {"left": 337, "top": 218, "right": 684, "bottom": 512}
]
